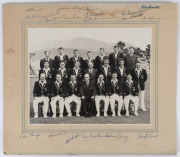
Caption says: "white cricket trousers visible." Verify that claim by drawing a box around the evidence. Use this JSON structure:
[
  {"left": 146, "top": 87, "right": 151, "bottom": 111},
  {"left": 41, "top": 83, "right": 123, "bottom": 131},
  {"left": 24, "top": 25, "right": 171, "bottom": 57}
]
[
  {"left": 124, "top": 95, "right": 139, "bottom": 113},
  {"left": 50, "top": 95, "right": 65, "bottom": 114},
  {"left": 139, "top": 88, "right": 145, "bottom": 111},
  {"left": 95, "top": 95, "right": 109, "bottom": 112},
  {"left": 109, "top": 94, "right": 123, "bottom": 112},
  {"left": 33, "top": 96, "right": 49, "bottom": 114},
  {"left": 64, "top": 95, "right": 81, "bottom": 114}
]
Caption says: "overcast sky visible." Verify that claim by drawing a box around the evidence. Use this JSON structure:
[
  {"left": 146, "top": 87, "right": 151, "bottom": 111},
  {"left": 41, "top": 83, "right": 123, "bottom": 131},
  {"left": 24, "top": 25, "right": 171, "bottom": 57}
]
[{"left": 28, "top": 28, "right": 152, "bottom": 51}]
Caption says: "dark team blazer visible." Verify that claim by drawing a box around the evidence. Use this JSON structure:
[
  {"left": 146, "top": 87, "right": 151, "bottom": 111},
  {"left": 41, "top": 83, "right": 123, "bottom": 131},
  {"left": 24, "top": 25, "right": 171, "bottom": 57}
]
[
  {"left": 107, "top": 80, "right": 124, "bottom": 96},
  {"left": 54, "top": 55, "right": 69, "bottom": 69},
  {"left": 84, "top": 68, "right": 98, "bottom": 83},
  {"left": 65, "top": 82, "right": 81, "bottom": 97},
  {"left": 94, "top": 55, "right": 107, "bottom": 69},
  {"left": 69, "top": 68, "right": 84, "bottom": 82},
  {"left": 123, "top": 81, "right": 139, "bottom": 96},
  {"left": 83, "top": 59, "right": 95, "bottom": 70},
  {"left": 98, "top": 66, "right": 114, "bottom": 83},
  {"left": 124, "top": 54, "right": 138, "bottom": 71},
  {"left": 109, "top": 52, "right": 124, "bottom": 69},
  {"left": 131, "top": 69, "right": 147, "bottom": 90},
  {"left": 40, "top": 58, "right": 54, "bottom": 70},
  {"left": 51, "top": 82, "right": 66, "bottom": 98},
  {"left": 33, "top": 81, "right": 51, "bottom": 97},
  {"left": 54, "top": 69, "right": 70, "bottom": 83},
  {"left": 116, "top": 67, "right": 129, "bottom": 83},
  {"left": 93, "top": 82, "right": 108, "bottom": 96},
  {"left": 80, "top": 81, "right": 96, "bottom": 98},
  {"left": 39, "top": 69, "right": 54, "bottom": 83},
  {"left": 69, "top": 56, "right": 84, "bottom": 69}
]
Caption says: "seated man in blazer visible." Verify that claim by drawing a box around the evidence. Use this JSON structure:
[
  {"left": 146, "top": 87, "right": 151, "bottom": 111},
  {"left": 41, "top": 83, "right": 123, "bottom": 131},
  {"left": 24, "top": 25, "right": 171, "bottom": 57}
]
[
  {"left": 54, "top": 60, "right": 70, "bottom": 83},
  {"left": 39, "top": 61, "right": 53, "bottom": 83},
  {"left": 84, "top": 61, "right": 98, "bottom": 85},
  {"left": 83, "top": 51, "right": 95, "bottom": 70},
  {"left": 69, "top": 60, "right": 84, "bottom": 83},
  {"left": 69, "top": 49, "right": 84, "bottom": 69},
  {"left": 94, "top": 74, "right": 109, "bottom": 117},
  {"left": 124, "top": 73, "right": 139, "bottom": 116},
  {"left": 64, "top": 74, "right": 81, "bottom": 117},
  {"left": 40, "top": 51, "right": 54, "bottom": 70},
  {"left": 131, "top": 62, "right": 147, "bottom": 111},
  {"left": 107, "top": 71, "right": 124, "bottom": 117},
  {"left": 80, "top": 73, "right": 96, "bottom": 118},
  {"left": 50, "top": 74, "right": 66, "bottom": 118},
  {"left": 33, "top": 73, "right": 51, "bottom": 119}
]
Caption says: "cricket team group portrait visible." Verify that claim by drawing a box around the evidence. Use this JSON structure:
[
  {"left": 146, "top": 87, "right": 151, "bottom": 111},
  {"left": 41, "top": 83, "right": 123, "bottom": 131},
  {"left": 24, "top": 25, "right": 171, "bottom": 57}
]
[{"left": 29, "top": 28, "right": 151, "bottom": 124}]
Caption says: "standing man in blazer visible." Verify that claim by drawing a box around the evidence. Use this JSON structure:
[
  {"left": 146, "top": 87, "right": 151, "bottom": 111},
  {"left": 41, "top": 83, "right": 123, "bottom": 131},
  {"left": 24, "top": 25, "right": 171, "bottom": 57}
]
[
  {"left": 107, "top": 71, "right": 124, "bottom": 117},
  {"left": 131, "top": 62, "right": 147, "bottom": 111},
  {"left": 33, "top": 73, "right": 51, "bottom": 119},
  {"left": 40, "top": 51, "right": 54, "bottom": 70},
  {"left": 83, "top": 51, "right": 95, "bottom": 70},
  {"left": 69, "top": 49, "right": 84, "bottom": 69},
  {"left": 109, "top": 45, "right": 124, "bottom": 70},
  {"left": 80, "top": 74, "right": 96, "bottom": 118},
  {"left": 124, "top": 73, "right": 139, "bottom": 116},
  {"left": 54, "top": 47, "right": 69, "bottom": 69},
  {"left": 50, "top": 74, "right": 66, "bottom": 118},
  {"left": 84, "top": 62, "right": 98, "bottom": 85},
  {"left": 94, "top": 48, "right": 107, "bottom": 69}
]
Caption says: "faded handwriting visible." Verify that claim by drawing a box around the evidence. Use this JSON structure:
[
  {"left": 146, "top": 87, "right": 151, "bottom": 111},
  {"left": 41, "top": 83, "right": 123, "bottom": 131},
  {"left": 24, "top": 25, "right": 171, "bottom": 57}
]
[
  {"left": 66, "top": 133, "right": 81, "bottom": 144},
  {"left": 26, "top": 8, "right": 43, "bottom": 12},
  {"left": 141, "top": 5, "right": 160, "bottom": 9},
  {"left": 19, "top": 133, "right": 40, "bottom": 140},
  {"left": 49, "top": 132, "right": 66, "bottom": 138},
  {"left": 136, "top": 132, "right": 158, "bottom": 140}
]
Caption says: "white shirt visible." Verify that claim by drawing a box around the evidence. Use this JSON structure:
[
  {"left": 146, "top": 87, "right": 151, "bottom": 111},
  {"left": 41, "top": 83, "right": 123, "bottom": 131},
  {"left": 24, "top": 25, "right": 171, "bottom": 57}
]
[
  {"left": 135, "top": 68, "right": 142, "bottom": 77},
  {"left": 111, "top": 79, "right": 118, "bottom": 85},
  {"left": 119, "top": 66, "right": 124, "bottom": 76},
  {"left": 70, "top": 81, "right": 77, "bottom": 87},
  {"left": 45, "top": 58, "right": 49, "bottom": 61},
  {"left": 99, "top": 55, "right": 105, "bottom": 61},
  {"left": 43, "top": 67, "right": 50, "bottom": 77},
  {"left": 89, "top": 68, "right": 93, "bottom": 74},
  {"left": 73, "top": 68, "right": 79, "bottom": 76},
  {"left": 59, "top": 68, "right": 65, "bottom": 76},
  {"left": 39, "top": 80, "right": 47, "bottom": 87},
  {"left": 55, "top": 81, "right": 62, "bottom": 87},
  {"left": 58, "top": 54, "right": 64, "bottom": 60},
  {"left": 114, "top": 53, "right": 118, "bottom": 58},
  {"left": 98, "top": 80, "right": 104, "bottom": 87},
  {"left": 74, "top": 56, "right": 79, "bottom": 61},
  {"left": 126, "top": 80, "right": 133, "bottom": 87},
  {"left": 103, "top": 65, "right": 109, "bottom": 76}
]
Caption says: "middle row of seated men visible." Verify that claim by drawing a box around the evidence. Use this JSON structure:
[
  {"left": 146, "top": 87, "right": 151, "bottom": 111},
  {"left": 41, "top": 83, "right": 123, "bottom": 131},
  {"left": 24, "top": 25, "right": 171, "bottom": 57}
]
[{"left": 33, "top": 57, "right": 147, "bottom": 119}]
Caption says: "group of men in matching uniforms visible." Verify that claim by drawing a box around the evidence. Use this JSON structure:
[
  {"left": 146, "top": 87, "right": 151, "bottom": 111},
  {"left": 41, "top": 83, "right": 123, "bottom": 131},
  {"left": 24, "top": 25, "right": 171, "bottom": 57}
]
[{"left": 33, "top": 45, "right": 147, "bottom": 119}]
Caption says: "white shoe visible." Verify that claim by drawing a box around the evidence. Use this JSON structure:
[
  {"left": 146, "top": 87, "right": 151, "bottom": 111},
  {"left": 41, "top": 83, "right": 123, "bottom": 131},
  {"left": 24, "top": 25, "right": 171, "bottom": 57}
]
[
  {"left": 104, "top": 112, "right": 108, "bottom": 117},
  {"left": 131, "top": 107, "right": 134, "bottom": 112},
  {"left": 44, "top": 114, "right": 47, "bottom": 119},
  {"left": 67, "top": 113, "right": 72, "bottom": 117},
  {"left": 52, "top": 114, "right": 56, "bottom": 118},
  {"left": 96, "top": 112, "right": 100, "bottom": 117},
  {"left": 118, "top": 111, "right": 121, "bottom": 117},
  {"left": 76, "top": 113, "right": 80, "bottom": 117},
  {"left": 142, "top": 108, "right": 146, "bottom": 111},
  {"left": 59, "top": 113, "right": 63, "bottom": 118},
  {"left": 134, "top": 112, "right": 139, "bottom": 116},
  {"left": 112, "top": 112, "right": 115, "bottom": 117},
  {"left": 126, "top": 112, "right": 129, "bottom": 116},
  {"left": 34, "top": 113, "right": 38, "bottom": 119}
]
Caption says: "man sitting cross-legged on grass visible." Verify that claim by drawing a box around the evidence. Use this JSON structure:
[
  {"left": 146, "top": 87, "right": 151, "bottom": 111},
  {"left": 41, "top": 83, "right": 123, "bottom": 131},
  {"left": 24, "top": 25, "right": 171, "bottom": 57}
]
[
  {"left": 94, "top": 74, "right": 110, "bottom": 117},
  {"left": 33, "top": 73, "right": 51, "bottom": 119},
  {"left": 124, "top": 73, "right": 139, "bottom": 116},
  {"left": 50, "top": 73, "right": 66, "bottom": 118},
  {"left": 107, "top": 71, "right": 124, "bottom": 117},
  {"left": 64, "top": 74, "right": 81, "bottom": 117}
]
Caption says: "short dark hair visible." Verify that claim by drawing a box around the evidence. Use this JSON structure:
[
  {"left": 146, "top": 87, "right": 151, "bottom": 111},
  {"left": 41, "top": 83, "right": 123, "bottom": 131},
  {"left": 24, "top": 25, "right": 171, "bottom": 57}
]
[
  {"left": 73, "top": 49, "right": 79, "bottom": 52},
  {"left": 70, "top": 74, "right": 76, "bottom": 77},
  {"left": 98, "top": 73, "right": 104, "bottom": 77},
  {"left": 100, "top": 48, "right": 105, "bottom": 51},
  {"left": 136, "top": 61, "right": 141, "bottom": 64},
  {"left": 126, "top": 73, "right": 132, "bottom": 77},
  {"left": 129, "top": 47, "right": 134, "bottom": 50},
  {"left": 112, "top": 71, "right": 117, "bottom": 75},
  {"left": 59, "top": 60, "right": 65, "bottom": 64},
  {"left": 44, "top": 61, "right": 49, "bottom": 64},
  {"left": 58, "top": 47, "right": 64, "bottom": 50},
  {"left": 87, "top": 51, "right": 91, "bottom": 55},
  {"left": 40, "top": 72, "right": 46, "bottom": 77},
  {"left": 114, "top": 45, "right": 118, "bottom": 48},
  {"left": 44, "top": 51, "right": 50, "bottom": 54},
  {"left": 118, "top": 58, "right": 124, "bottom": 62},
  {"left": 103, "top": 56, "right": 109, "bottom": 61},
  {"left": 56, "top": 73, "right": 61, "bottom": 77}
]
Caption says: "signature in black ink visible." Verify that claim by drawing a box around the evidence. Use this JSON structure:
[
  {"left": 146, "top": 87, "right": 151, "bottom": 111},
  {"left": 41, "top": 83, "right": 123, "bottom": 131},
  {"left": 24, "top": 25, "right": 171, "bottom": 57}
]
[
  {"left": 137, "top": 132, "right": 158, "bottom": 140},
  {"left": 141, "top": 5, "right": 160, "bottom": 9}
]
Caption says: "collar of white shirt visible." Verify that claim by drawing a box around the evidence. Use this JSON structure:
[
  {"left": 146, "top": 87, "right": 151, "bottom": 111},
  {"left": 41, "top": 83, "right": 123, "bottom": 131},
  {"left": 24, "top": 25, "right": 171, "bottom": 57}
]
[
  {"left": 55, "top": 81, "right": 62, "bottom": 85},
  {"left": 126, "top": 80, "right": 133, "bottom": 84},
  {"left": 135, "top": 68, "right": 142, "bottom": 72},
  {"left": 43, "top": 67, "right": 50, "bottom": 71},
  {"left": 111, "top": 79, "right": 118, "bottom": 84},
  {"left": 39, "top": 80, "right": 47, "bottom": 86},
  {"left": 70, "top": 81, "right": 77, "bottom": 85},
  {"left": 58, "top": 54, "right": 64, "bottom": 59}
]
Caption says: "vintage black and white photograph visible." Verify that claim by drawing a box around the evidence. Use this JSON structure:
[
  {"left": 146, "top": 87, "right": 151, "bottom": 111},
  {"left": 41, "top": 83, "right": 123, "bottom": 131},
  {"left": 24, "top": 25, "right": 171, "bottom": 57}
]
[{"left": 29, "top": 28, "right": 151, "bottom": 124}]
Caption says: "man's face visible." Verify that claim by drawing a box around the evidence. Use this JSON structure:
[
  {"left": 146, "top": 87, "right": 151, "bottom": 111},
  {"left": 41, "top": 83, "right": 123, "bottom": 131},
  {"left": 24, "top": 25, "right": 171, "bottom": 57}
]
[
  {"left": 40, "top": 74, "right": 46, "bottom": 82},
  {"left": 100, "top": 49, "right": 105, "bottom": 56},
  {"left": 112, "top": 74, "right": 117, "bottom": 80},
  {"left": 119, "top": 61, "right": 124, "bottom": 66},
  {"left": 58, "top": 49, "right": 64, "bottom": 55},
  {"left": 74, "top": 50, "right": 79, "bottom": 57},
  {"left": 71, "top": 75, "right": 76, "bottom": 82},
  {"left": 56, "top": 75, "right": 61, "bottom": 82},
  {"left": 88, "top": 62, "right": 93, "bottom": 69},
  {"left": 99, "top": 75, "right": 104, "bottom": 82},
  {"left": 127, "top": 75, "right": 132, "bottom": 82},
  {"left": 104, "top": 60, "right": 109, "bottom": 66},
  {"left": 114, "top": 47, "right": 118, "bottom": 53},
  {"left": 74, "top": 62, "right": 80, "bottom": 69},
  {"left": 84, "top": 74, "right": 90, "bottom": 82},
  {"left": 87, "top": 53, "right": 92, "bottom": 59},
  {"left": 136, "top": 63, "right": 141, "bottom": 69},
  {"left": 60, "top": 62, "right": 65, "bottom": 69},
  {"left": 45, "top": 52, "right": 50, "bottom": 58},
  {"left": 44, "top": 62, "right": 49, "bottom": 68},
  {"left": 129, "top": 48, "right": 134, "bottom": 55}
]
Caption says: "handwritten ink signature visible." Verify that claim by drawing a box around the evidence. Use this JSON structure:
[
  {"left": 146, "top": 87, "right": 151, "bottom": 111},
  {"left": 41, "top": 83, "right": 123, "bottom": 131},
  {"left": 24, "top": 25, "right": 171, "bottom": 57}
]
[
  {"left": 19, "top": 132, "right": 40, "bottom": 140},
  {"left": 141, "top": 5, "right": 160, "bottom": 9},
  {"left": 49, "top": 132, "right": 66, "bottom": 138},
  {"left": 136, "top": 132, "right": 158, "bottom": 140}
]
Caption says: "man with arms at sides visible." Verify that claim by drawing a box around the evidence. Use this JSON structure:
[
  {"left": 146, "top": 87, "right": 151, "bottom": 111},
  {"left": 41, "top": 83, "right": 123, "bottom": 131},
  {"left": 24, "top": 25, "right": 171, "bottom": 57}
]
[
  {"left": 124, "top": 47, "right": 139, "bottom": 71},
  {"left": 107, "top": 71, "right": 124, "bottom": 117},
  {"left": 40, "top": 51, "right": 54, "bottom": 70},
  {"left": 54, "top": 61, "right": 70, "bottom": 83},
  {"left": 50, "top": 74, "right": 66, "bottom": 118},
  {"left": 131, "top": 62, "right": 147, "bottom": 111},
  {"left": 109, "top": 45, "right": 124, "bottom": 70},
  {"left": 69, "top": 60, "right": 84, "bottom": 83},
  {"left": 33, "top": 73, "right": 51, "bottom": 119},
  {"left": 64, "top": 74, "right": 81, "bottom": 117},
  {"left": 83, "top": 51, "right": 95, "bottom": 70},
  {"left": 69, "top": 49, "right": 84, "bottom": 69},
  {"left": 94, "top": 74, "right": 110, "bottom": 117},
  {"left": 84, "top": 61, "right": 98, "bottom": 85},
  {"left": 98, "top": 56, "right": 114, "bottom": 83},
  {"left": 94, "top": 48, "right": 107, "bottom": 69},
  {"left": 54, "top": 47, "right": 69, "bottom": 69},
  {"left": 124, "top": 73, "right": 139, "bottom": 116},
  {"left": 80, "top": 73, "right": 96, "bottom": 118},
  {"left": 39, "top": 61, "right": 53, "bottom": 83}
]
